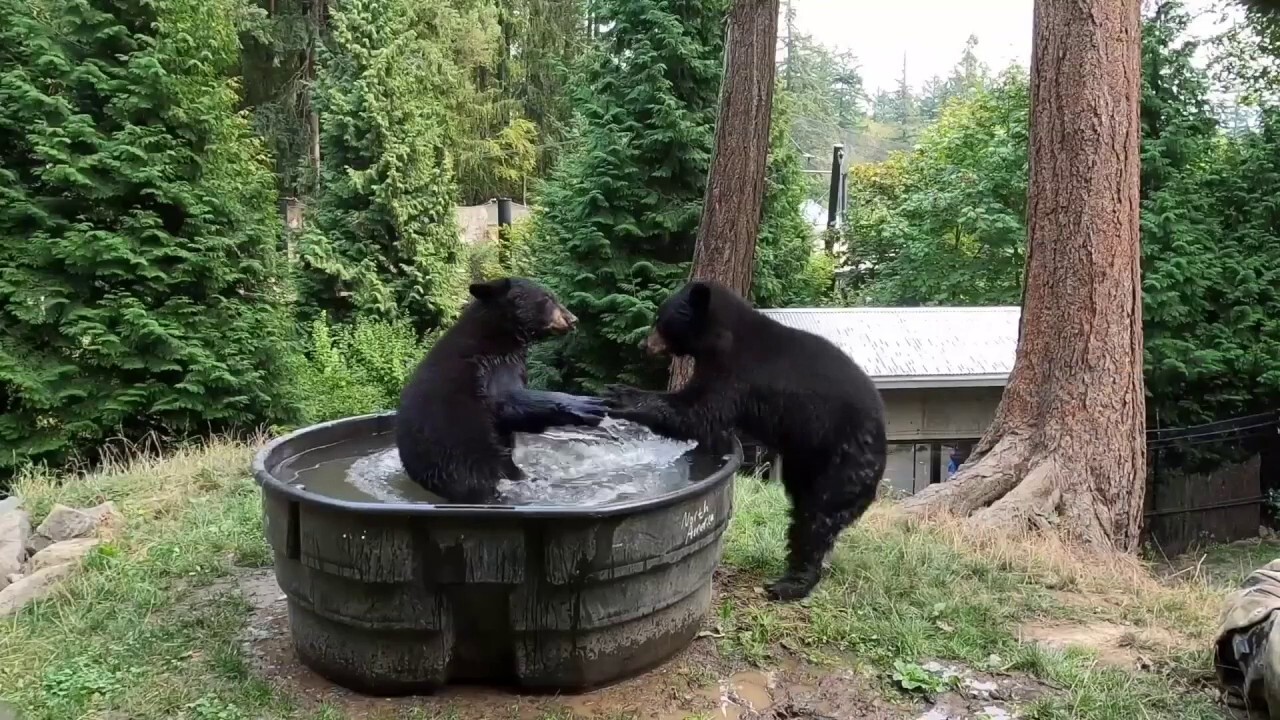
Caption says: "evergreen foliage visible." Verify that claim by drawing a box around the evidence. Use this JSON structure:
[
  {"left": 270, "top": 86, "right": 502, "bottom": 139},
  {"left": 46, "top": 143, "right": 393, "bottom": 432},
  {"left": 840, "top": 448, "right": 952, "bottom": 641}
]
[
  {"left": 1142, "top": 2, "right": 1280, "bottom": 426},
  {"left": 238, "top": 0, "right": 320, "bottom": 198},
  {"left": 295, "top": 0, "right": 468, "bottom": 331},
  {"left": 442, "top": 0, "right": 540, "bottom": 205},
  {"left": 529, "top": 0, "right": 727, "bottom": 392},
  {"left": 529, "top": 0, "right": 827, "bottom": 391},
  {"left": 0, "top": 0, "right": 296, "bottom": 474},
  {"left": 505, "top": 0, "right": 589, "bottom": 175}
]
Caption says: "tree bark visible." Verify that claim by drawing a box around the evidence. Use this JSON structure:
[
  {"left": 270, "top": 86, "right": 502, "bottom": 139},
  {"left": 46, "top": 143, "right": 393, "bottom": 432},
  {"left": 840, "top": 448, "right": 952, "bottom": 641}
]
[
  {"left": 304, "top": 0, "right": 325, "bottom": 188},
  {"left": 670, "top": 0, "right": 780, "bottom": 390},
  {"left": 901, "top": 0, "right": 1147, "bottom": 551}
]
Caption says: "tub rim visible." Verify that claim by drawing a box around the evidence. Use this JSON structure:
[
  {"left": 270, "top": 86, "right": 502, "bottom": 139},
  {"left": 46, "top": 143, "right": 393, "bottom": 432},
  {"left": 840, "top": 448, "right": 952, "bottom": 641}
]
[{"left": 253, "top": 411, "right": 741, "bottom": 519}]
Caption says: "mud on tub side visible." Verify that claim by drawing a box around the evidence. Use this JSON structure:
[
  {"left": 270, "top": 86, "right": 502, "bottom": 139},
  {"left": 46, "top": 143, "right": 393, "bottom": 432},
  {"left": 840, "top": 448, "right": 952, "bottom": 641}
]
[{"left": 253, "top": 411, "right": 740, "bottom": 695}]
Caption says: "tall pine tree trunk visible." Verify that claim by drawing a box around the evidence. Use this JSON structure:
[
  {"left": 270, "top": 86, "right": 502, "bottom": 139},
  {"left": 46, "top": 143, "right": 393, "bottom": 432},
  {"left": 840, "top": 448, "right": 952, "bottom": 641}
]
[
  {"left": 901, "top": 0, "right": 1147, "bottom": 550},
  {"left": 670, "top": 0, "right": 779, "bottom": 390},
  {"left": 304, "top": 0, "right": 325, "bottom": 187}
]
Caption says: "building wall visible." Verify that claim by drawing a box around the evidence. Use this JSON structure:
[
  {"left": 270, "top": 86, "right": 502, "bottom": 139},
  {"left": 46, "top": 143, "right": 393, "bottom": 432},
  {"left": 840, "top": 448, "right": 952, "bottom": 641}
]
[
  {"left": 881, "top": 386, "right": 1003, "bottom": 442},
  {"left": 880, "top": 386, "right": 1003, "bottom": 495},
  {"left": 763, "top": 385, "right": 1004, "bottom": 495}
]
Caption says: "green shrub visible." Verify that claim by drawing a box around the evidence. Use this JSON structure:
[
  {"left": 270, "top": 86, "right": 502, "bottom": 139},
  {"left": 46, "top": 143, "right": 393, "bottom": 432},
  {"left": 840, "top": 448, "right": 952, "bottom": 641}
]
[
  {"left": 466, "top": 239, "right": 505, "bottom": 283},
  {"left": 0, "top": 0, "right": 297, "bottom": 475},
  {"left": 501, "top": 216, "right": 541, "bottom": 278},
  {"left": 288, "top": 318, "right": 434, "bottom": 424}
]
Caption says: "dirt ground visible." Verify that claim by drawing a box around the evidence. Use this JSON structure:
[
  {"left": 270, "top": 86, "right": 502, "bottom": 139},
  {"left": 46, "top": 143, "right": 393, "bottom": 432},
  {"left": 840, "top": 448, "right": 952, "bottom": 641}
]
[
  {"left": 233, "top": 570, "right": 1052, "bottom": 720},
  {"left": 1015, "top": 619, "right": 1187, "bottom": 672}
]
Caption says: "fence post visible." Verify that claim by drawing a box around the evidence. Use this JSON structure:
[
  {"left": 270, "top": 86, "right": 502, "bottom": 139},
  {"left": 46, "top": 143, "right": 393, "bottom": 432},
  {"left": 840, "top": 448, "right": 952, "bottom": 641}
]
[{"left": 496, "top": 197, "right": 513, "bottom": 269}]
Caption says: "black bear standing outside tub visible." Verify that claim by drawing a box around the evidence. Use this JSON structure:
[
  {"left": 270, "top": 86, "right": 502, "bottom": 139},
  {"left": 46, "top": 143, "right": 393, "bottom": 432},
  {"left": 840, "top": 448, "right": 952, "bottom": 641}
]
[
  {"left": 396, "top": 277, "right": 607, "bottom": 503},
  {"left": 603, "top": 280, "right": 888, "bottom": 601}
]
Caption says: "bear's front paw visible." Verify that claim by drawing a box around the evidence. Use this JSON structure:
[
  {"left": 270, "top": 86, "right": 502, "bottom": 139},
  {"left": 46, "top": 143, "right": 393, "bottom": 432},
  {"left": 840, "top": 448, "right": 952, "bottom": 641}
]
[{"left": 602, "top": 384, "right": 647, "bottom": 409}]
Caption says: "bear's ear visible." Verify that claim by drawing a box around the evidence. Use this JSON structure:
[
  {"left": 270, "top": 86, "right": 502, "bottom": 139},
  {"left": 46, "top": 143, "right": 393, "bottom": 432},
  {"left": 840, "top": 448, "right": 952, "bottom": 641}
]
[
  {"left": 469, "top": 278, "right": 512, "bottom": 302},
  {"left": 688, "top": 281, "right": 712, "bottom": 313}
]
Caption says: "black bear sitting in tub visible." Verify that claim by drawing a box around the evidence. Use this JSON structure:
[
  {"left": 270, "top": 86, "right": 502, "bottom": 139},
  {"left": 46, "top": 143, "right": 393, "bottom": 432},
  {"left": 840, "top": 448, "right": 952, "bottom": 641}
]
[
  {"left": 603, "top": 280, "right": 888, "bottom": 601},
  {"left": 396, "top": 277, "right": 607, "bottom": 503}
]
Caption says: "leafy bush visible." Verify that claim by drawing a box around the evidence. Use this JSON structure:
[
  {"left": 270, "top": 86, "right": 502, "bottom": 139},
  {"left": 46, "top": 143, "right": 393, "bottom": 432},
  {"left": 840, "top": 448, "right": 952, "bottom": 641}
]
[
  {"left": 501, "top": 216, "right": 542, "bottom": 278},
  {"left": 0, "top": 0, "right": 297, "bottom": 475},
  {"left": 287, "top": 318, "right": 434, "bottom": 424}
]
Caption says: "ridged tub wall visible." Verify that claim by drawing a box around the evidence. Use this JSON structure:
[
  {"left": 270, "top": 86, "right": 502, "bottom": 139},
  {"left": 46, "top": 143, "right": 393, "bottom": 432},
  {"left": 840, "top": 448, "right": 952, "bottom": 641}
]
[{"left": 254, "top": 412, "right": 740, "bottom": 695}]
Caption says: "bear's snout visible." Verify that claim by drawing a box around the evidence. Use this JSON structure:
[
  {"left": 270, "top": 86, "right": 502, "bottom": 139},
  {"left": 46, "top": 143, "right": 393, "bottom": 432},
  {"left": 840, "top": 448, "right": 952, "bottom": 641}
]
[
  {"left": 644, "top": 330, "right": 668, "bottom": 356},
  {"left": 548, "top": 306, "right": 577, "bottom": 333}
]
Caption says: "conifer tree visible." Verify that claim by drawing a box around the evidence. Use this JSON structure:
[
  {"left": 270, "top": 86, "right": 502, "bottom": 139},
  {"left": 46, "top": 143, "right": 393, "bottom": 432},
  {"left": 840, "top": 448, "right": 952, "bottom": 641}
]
[
  {"left": 1141, "top": 0, "right": 1280, "bottom": 426},
  {"left": 0, "top": 0, "right": 296, "bottom": 474},
  {"left": 531, "top": 0, "right": 728, "bottom": 391},
  {"left": 531, "top": 0, "right": 821, "bottom": 390},
  {"left": 296, "top": 0, "right": 468, "bottom": 331}
]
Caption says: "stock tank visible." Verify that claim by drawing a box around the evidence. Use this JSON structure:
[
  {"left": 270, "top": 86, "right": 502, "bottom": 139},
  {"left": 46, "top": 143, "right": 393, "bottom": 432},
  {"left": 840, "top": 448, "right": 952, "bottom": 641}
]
[{"left": 252, "top": 411, "right": 740, "bottom": 694}]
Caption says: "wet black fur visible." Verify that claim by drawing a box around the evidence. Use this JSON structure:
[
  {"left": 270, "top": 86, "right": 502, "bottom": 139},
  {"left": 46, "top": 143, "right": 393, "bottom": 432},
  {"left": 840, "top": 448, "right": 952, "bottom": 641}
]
[
  {"left": 396, "top": 277, "right": 605, "bottom": 504},
  {"left": 605, "top": 280, "right": 888, "bottom": 601}
]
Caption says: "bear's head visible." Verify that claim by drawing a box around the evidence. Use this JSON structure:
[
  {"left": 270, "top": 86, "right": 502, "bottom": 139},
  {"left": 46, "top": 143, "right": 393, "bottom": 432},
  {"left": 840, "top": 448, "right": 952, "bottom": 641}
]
[
  {"left": 644, "top": 280, "right": 736, "bottom": 359},
  {"left": 468, "top": 277, "right": 577, "bottom": 340}
]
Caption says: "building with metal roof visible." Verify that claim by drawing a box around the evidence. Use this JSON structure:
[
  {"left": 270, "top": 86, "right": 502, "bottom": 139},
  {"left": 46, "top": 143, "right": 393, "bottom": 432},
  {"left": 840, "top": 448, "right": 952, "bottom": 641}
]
[
  {"left": 758, "top": 306, "right": 1021, "bottom": 389},
  {"left": 754, "top": 305, "right": 1022, "bottom": 495}
]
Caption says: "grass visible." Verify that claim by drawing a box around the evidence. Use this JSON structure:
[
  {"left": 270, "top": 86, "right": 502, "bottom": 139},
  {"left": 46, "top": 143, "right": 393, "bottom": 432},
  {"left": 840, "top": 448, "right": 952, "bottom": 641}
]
[
  {"left": 1154, "top": 536, "right": 1280, "bottom": 588},
  {"left": 719, "top": 481, "right": 1228, "bottom": 719},
  {"left": 0, "top": 440, "right": 1242, "bottom": 720}
]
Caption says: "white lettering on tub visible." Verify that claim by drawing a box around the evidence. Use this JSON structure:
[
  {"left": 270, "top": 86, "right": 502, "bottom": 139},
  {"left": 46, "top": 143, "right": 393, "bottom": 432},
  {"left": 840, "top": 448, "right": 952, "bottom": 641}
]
[{"left": 682, "top": 500, "right": 715, "bottom": 541}]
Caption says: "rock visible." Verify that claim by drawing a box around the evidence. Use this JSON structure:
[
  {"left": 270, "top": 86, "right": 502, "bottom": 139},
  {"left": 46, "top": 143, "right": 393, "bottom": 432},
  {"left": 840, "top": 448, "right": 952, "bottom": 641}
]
[
  {"left": 27, "top": 537, "right": 101, "bottom": 573},
  {"left": 34, "top": 504, "right": 96, "bottom": 544},
  {"left": 4, "top": 574, "right": 21, "bottom": 586},
  {"left": 25, "top": 535, "right": 51, "bottom": 556},
  {"left": 84, "top": 501, "right": 121, "bottom": 531},
  {"left": 0, "top": 563, "right": 77, "bottom": 617},
  {"left": 28, "top": 502, "right": 119, "bottom": 555},
  {"left": 0, "top": 501, "right": 31, "bottom": 590},
  {"left": 965, "top": 679, "right": 1000, "bottom": 700}
]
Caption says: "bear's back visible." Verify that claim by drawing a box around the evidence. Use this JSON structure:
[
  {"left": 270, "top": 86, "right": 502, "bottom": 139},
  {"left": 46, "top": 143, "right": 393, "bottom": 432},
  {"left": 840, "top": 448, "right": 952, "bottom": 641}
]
[
  {"left": 395, "top": 321, "right": 511, "bottom": 496},
  {"left": 728, "top": 309, "right": 886, "bottom": 454}
]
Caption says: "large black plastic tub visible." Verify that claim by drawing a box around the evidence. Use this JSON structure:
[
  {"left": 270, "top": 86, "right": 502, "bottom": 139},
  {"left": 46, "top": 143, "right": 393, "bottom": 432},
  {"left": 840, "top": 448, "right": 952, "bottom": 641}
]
[{"left": 252, "top": 412, "right": 740, "bottom": 695}]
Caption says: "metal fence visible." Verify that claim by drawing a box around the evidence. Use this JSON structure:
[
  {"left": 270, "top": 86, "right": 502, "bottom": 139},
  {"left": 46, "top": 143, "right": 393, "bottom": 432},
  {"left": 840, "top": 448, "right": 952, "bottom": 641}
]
[
  {"left": 739, "top": 410, "right": 1280, "bottom": 556},
  {"left": 1145, "top": 410, "right": 1280, "bottom": 557}
]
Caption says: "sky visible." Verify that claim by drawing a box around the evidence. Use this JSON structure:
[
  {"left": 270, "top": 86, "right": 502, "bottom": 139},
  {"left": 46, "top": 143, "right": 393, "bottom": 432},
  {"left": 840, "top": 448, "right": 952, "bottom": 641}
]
[{"left": 791, "top": 0, "right": 1240, "bottom": 95}]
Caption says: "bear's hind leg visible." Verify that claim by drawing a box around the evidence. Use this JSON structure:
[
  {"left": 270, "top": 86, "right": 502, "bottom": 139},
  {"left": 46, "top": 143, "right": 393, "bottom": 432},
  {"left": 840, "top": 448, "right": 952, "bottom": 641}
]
[{"left": 766, "top": 450, "right": 880, "bottom": 602}]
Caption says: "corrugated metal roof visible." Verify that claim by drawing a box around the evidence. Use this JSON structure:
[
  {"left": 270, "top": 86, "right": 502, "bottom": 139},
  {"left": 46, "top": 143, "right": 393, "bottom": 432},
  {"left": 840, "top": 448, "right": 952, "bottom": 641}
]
[{"left": 759, "top": 306, "right": 1021, "bottom": 389}]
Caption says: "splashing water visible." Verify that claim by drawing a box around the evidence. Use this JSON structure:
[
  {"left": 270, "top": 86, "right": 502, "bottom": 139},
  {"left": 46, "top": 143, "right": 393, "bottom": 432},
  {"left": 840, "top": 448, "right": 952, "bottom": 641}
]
[
  {"left": 344, "top": 447, "right": 413, "bottom": 503},
  {"left": 291, "top": 417, "right": 703, "bottom": 507},
  {"left": 500, "top": 417, "right": 699, "bottom": 505}
]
